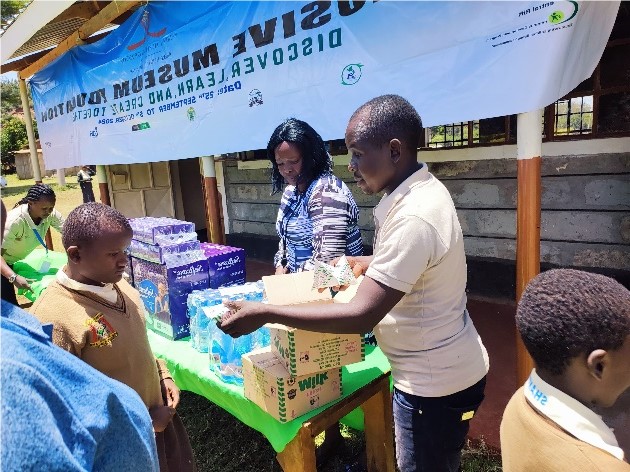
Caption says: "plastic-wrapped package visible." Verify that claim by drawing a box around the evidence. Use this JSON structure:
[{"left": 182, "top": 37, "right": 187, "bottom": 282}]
[{"left": 129, "top": 217, "right": 195, "bottom": 245}]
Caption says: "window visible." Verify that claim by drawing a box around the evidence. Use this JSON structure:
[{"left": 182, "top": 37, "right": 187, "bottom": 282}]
[{"left": 553, "top": 96, "right": 593, "bottom": 136}]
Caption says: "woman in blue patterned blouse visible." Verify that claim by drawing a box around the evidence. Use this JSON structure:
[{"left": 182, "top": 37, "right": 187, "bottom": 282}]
[
  {"left": 268, "top": 118, "right": 364, "bottom": 275},
  {"left": 267, "top": 118, "right": 364, "bottom": 464}
]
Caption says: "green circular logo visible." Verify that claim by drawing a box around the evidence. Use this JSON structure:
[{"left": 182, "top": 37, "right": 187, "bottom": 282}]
[{"left": 549, "top": 11, "right": 565, "bottom": 24}]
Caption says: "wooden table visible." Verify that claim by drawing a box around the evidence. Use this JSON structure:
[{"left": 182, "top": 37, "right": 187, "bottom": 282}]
[
  {"left": 147, "top": 331, "right": 395, "bottom": 471},
  {"left": 276, "top": 372, "right": 394, "bottom": 472}
]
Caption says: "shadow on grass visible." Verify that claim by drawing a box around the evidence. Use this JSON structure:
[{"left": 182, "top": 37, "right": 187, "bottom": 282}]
[{"left": 177, "top": 391, "right": 502, "bottom": 472}]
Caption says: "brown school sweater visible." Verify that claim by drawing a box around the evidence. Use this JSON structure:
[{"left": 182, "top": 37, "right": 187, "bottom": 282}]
[
  {"left": 501, "top": 387, "right": 630, "bottom": 472},
  {"left": 31, "top": 279, "right": 168, "bottom": 409},
  {"left": 31, "top": 278, "right": 195, "bottom": 472}
]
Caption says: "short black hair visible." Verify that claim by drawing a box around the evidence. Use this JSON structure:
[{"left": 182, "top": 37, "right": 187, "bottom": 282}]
[
  {"left": 267, "top": 118, "right": 332, "bottom": 194},
  {"left": 349, "top": 94, "right": 423, "bottom": 154},
  {"left": 62, "top": 202, "right": 131, "bottom": 249},
  {"left": 516, "top": 269, "right": 630, "bottom": 375},
  {"left": 15, "top": 184, "right": 56, "bottom": 207}
]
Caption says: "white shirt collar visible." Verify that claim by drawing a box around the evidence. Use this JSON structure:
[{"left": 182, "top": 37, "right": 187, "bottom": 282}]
[
  {"left": 524, "top": 369, "right": 624, "bottom": 461},
  {"left": 56, "top": 266, "right": 119, "bottom": 304},
  {"left": 373, "top": 163, "right": 430, "bottom": 229}
]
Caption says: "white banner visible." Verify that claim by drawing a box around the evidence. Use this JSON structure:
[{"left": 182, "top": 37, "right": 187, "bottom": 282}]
[{"left": 29, "top": 1, "right": 619, "bottom": 168}]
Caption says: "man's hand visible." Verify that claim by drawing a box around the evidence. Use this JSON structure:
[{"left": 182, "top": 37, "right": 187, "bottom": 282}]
[
  {"left": 275, "top": 266, "right": 288, "bottom": 275},
  {"left": 160, "top": 378, "right": 180, "bottom": 409},
  {"left": 13, "top": 275, "right": 34, "bottom": 291},
  {"left": 219, "top": 300, "right": 267, "bottom": 338},
  {"left": 149, "top": 405, "right": 176, "bottom": 433},
  {"left": 318, "top": 256, "right": 373, "bottom": 292}
]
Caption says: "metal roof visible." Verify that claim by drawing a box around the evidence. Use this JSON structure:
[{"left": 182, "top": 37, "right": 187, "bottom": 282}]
[{"left": 1, "top": 1, "right": 138, "bottom": 73}]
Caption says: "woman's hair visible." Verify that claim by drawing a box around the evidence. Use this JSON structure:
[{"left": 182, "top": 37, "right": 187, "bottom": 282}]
[
  {"left": 267, "top": 118, "right": 332, "bottom": 194},
  {"left": 15, "top": 184, "right": 56, "bottom": 208}
]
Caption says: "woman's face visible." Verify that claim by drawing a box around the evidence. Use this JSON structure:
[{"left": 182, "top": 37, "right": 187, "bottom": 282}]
[
  {"left": 275, "top": 141, "right": 303, "bottom": 187},
  {"left": 28, "top": 197, "right": 56, "bottom": 221}
]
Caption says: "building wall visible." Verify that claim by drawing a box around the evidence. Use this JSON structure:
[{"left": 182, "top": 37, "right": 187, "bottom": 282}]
[
  {"left": 14, "top": 151, "right": 80, "bottom": 180},
  {"left": 223, "top": 141, "right": 629, "bottom": 297}
]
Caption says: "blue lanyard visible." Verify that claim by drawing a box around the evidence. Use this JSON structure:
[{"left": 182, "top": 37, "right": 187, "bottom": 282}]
[{"left": 31, "top": 228, "right": 48, "bottom": 255}]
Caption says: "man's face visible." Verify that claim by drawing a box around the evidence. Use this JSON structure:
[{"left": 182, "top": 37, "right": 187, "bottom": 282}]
[
  {"left": 71, "top": 228, "right": 132, "bottom": 285},
  {"left": 345, "top": 111, "right": 395, "bottom": 195}
]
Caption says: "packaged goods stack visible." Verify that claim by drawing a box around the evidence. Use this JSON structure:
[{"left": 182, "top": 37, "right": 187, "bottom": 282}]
[
  {"left": 187, "top": 282, "right": 270, "bottom": 386},
  {"left": 200, "top": 242, "right": 246, "bottom": 289},
  {"left": 129, "top": 217, "right": 209, "bottom": 340}
]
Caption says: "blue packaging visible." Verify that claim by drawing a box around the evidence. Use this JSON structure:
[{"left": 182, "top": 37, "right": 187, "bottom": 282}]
[
  {"left": 133, "top": 254, "right": 209, "bottom": 340},
  {"left": 200, "top": 243, "right": 246, "bottom": 289}
]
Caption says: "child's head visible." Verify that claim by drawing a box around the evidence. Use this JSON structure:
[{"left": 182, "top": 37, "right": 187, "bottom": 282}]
[
  {"left": 345, "top": 94, "right": 423, "bottom": 195},
  {"left": 62, "top": 203, "right": 133, "bottom": 285},
  {"left": 16, "top": 184, "right": 56, "bottom": 221},
  {"left": 516, "top": 269, "right": 630, "bottom": 407}
]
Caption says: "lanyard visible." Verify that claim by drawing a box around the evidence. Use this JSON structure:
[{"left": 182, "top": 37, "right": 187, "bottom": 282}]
[{"left": 32, "top": 228, "right": 48, "bottom": 255}]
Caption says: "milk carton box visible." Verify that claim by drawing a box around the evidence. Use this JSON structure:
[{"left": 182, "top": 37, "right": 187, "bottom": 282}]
[
  {"left": 262, "top": 272, "right": 365, "bottom": 377},
  {"left": 242, "top": 347, "right": 342, "bottom": 423}
]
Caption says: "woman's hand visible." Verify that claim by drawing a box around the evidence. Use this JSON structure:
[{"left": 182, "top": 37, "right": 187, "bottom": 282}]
[
  {"left": 219, "top": 300, "right": 268, "bottom": 338},
  {"left": 320, "top": 255, "right": 373, "bottom": 292},
  {"left": 275, "top": 266, "right": 288, "bottom": 275},
  {"left": 13, "top": 275, "right": 34, "bottom": 291}
]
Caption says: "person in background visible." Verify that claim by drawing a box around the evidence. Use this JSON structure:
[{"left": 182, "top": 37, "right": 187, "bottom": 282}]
[
  {"left": 501, "top": 269, "right": 630, "bottom": 471},
  {"left": 269, "top": 118, "right": 363, "bottom": 275},
  {"left": 1, "top": 184, "right": 63, "bottom": 305},
  {"left": 267, "top": 118, "right": 364, "bottom": 463},
  {"left": 30, "top": 202, "right": 196, "bottom": 472},
  {"left": 220, "top": 95, "right": 489, "bottom": 472},
  {"left": 77, "top": 165, "right": 96, "bottom": 203},
  {"left": 0, "top": 199, "right": 159, "bottom": 471}
]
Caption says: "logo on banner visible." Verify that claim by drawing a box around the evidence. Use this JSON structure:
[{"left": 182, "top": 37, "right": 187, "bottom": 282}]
[
  {"left": 128, "top": 11, "right": 167, "bottom": 51},
  {"left": 89, "top": 127, "right": 98, "bottom": 138},
  {"left": 341, "top": 64, "right": 363, "bottom": 85},
  {"left": 248, "top": 89, "right": 263, "bottom": 107},
  {"left": 187, "top": 107, "right": 196, "bottom": 121}
]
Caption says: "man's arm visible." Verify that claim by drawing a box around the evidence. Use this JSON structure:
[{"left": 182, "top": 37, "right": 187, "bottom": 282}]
[{"left": 220, "top": 275, "right": 404, "bottom": 338}]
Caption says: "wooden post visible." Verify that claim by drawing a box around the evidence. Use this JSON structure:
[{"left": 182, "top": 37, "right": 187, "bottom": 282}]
[
  {"left": 18, "top": 78, "right": 41, "bottom": 183},
  {"left": 515, "top": 110, "right": 542, "bottom": 385},
  {"left": 96, "top": 165, "right": 111, "bottom": 205},
  {"left": 201, "top": 155, "right": 225, "bottom": 244}
]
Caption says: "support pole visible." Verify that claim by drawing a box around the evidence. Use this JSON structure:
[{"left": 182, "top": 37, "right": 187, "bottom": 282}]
[
  {"left": 96, "top": 165, "right": 111, "bottom": 206},
  {"left": 57, "top": 169, "right": 66, "bottom": 186},
  {"left": 515, "top": 110, "right": 543, "bottom": 385},
  {"left": 18, "top": 78, "right": 41, "bottom": 183},
  {"left": 201, "top": 155, "right": 225, "bottom": 244}
]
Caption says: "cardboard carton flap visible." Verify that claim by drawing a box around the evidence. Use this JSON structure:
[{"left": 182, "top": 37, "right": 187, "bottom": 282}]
[{"left": 262, "top": 272, "right": 332, "bottom": 305}]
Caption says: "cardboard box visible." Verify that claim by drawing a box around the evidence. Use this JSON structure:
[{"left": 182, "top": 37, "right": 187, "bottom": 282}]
[
  {"left": 243, "top": 347, "right": 342, "bottom": 423},
  {"left": 133, "top": 257, "right": 209, "bottom": 340},
  {"left": 200, "top": 243, "right": 246, "bottom": 289},
  {"left": 262, "top": 272, "right": 365, "bottom": 377}
]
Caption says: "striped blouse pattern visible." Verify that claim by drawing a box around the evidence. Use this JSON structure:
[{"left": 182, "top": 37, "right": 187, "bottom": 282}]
[{"left": 274, "top": 173, "right": 363, "bottom": 273}]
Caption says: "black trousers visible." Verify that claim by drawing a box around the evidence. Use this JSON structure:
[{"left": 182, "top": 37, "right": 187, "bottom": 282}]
[
  {"left": 1, "top": 269, "right": 19, "bottom": 305},
  {"left": 80, "top": 181, "right": 95, "bottom": 203}
]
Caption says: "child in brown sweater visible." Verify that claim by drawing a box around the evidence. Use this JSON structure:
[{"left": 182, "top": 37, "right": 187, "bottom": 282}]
[{"left": 31, "top": 203, "right": 195, "bottom": 472}]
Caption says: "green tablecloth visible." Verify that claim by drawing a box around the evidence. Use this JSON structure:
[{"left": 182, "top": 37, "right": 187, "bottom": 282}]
[
  {"left": 148, "top": 330, "right": 391, "bottom": 453},
  {"left": 12, "top": 249, "right": 67, "bottom": 302}
]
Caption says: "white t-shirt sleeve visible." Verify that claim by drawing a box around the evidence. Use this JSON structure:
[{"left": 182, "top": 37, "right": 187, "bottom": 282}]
[
  {"left": 49, "top": 209, "right": 64, "bottom": 233},
  {"left": 366, "top": 215, "right": 444, "bottom": 293}
]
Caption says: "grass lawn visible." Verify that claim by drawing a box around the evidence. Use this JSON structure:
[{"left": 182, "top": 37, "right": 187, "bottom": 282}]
[{"left": 1, "top": 173, "right": 502, "bottom": 471}]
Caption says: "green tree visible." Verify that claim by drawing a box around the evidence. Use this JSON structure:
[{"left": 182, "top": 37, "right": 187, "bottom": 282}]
[
  {"left": 1, "top": 79, "right": 24, "bottom": 115},
  {"left": 1, "top": 0, "right": 29, "bottom": 30},
  {"left": 1, "top": 115, "right": 28, "bottom": 173}
]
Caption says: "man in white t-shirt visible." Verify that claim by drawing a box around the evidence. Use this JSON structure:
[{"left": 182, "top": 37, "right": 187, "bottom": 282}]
[{"left": 219, "top": 95, "right": 489, "bottom": 472}]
